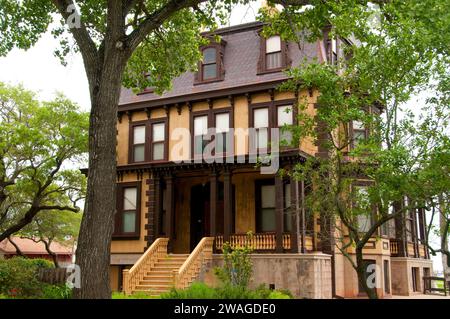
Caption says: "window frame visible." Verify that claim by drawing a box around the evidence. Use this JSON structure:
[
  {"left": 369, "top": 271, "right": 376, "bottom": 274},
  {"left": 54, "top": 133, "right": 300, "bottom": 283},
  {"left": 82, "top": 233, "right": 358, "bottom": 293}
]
[
  {"left": 249, "top": 99, "right": 297, "bottom": 153},
  {"left": 113, "top": 182, "right": 141, "bottom": 239},
  {"left": 352, "top": 182, "right": 377, "bottom": 235},
  {"left": 257, "top": 32, "right": 290, "bottom": 75},
  {"left": 194, "top": 41, "right": 226, "bottom": 85},
  {"left": 128, "top": 118, "right": 168, "bottom": 164},
  {"left": 255, "top": 179, "right": 277, "bottom": 233},
  {"left": 129, "top": 120, "right": 148, "bottom": 164},
  {"left": 190, "top": 107, "right": 233, "bottom": 159},
  {"left": 350, "top": 119, "right": 368, "bottom": 149}
]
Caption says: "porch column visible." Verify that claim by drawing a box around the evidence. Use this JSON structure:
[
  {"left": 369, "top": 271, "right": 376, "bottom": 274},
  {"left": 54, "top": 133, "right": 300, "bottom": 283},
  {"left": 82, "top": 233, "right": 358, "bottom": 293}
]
[
  {"left": 394, "top": 200, "right": 407, "bottom": 257},
  {"left": 164, "top": 174, "right": 174, "bottom": 252},
  {"left": 153, "top": 174, "right": 162, "bottom": 238},
  {"left": 290, "top": 176, "right": 299, "bottom": 253},
  {"left": 210, "top": 169, "right": 218, "bottom": 237},
  {"left": 275, "top": 175, "right": 284, "bottom": 253},
  {"left": 223, "top": 168, "right": 233, "bottom": 242}
]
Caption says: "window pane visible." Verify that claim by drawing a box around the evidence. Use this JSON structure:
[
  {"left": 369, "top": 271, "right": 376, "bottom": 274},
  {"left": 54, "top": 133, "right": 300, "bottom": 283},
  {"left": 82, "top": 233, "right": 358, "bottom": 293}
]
[
  {"left": 134, "top": 145, "right": 145, "bottom": 162},
  {"left": 203, "top": 63, "right": 217, "bottom": 80},
  {"left": 133, "top": 126, "right": 145, "bottom": 144},
  {"left": 123, "top": 211, "right": 136, "bottom": 233},
  {"left": 266, "top": 36, "right": 281, "bottom": 53},
  {"left": 203, "top": 48, "right": 216, "bottom": 63},
  {"left": 266, "top": 52, "right": 282, "bottom": 69},
  {"left": 124, "top": 187, "right": 137, "bottom": 210},
  {"left": 216, "top": 132, "right": 227, "bottom": 153},
  {"left": 278, "top": 105, "right": 293, "bottom": 126},
  {"left": 261, "top": 208, "right": 276, "bottom": 232},
  {"left": 152, "top": 123, "right": 165, "bottom": 142},
  {"left": 153, "top": 142, "right": 164, "bottom": 160},
  {"left": 254, "top": 108, "right": 268, "bottom": 128},
  {"left": 261, "top": 185, "right": 275, "bottom": 208},
  {"left": 194, "top": 135, "right": 204, "bottom": 154},
  {"left": 194, "top": 115, "right": 208, "bottom": 136},
  {"left": 256, "top": 128, "right": 268, "bottom": 149},
  {"left": 284, "top": 183, "right": 291, "bottom": 208},
  {"left": 353, "top": 120, "right": 365, "bottom": 130},
  {"left": 353, "top": 130, "right": 366, "bottom": 146},
  {"left": 215, "top": 113, "right": 229, "bottom": 133},
  {"left": 357, "top": 214, "right": 371, "bottom": 233}
]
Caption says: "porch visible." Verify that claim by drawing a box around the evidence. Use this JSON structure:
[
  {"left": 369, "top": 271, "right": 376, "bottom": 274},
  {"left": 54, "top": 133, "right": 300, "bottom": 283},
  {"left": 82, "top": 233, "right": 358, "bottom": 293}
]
[{"left": 146, "top": 153, "right": 318, "bottom": 255}]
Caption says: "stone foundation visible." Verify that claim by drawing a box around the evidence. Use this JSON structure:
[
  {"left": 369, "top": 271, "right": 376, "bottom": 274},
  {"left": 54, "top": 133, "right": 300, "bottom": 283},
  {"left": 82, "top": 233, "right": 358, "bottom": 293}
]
[
  {"left": 203, "top": 253, "right": 332, "bottom": 299},
  {"left": 391, "top": 257, "right": 433, "bottom": 296}
]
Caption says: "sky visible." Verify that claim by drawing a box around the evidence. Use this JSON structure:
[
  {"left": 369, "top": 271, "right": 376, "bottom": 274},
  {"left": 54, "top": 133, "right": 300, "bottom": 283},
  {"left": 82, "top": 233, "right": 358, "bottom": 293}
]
[{"left": 0, "top": 3, "right": 444, "bottom": 272}]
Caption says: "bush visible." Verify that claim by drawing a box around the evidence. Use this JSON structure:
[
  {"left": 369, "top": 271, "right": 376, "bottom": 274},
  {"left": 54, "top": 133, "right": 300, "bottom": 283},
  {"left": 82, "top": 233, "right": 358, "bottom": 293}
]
[
  {"left": 112, "top": 291, "right": 157, "bottom": 299},
  {"left": 214, "top": 234, "right": 253, "bottom": 288},
  {"left": 0, "top": 257, "right": 53, "bottom": 298},
  {"left": 41, "top": 284, "right": 72, "bottom": 299},
  {"left": 161, "top": 282, "right": 293, "bottom": 299}
]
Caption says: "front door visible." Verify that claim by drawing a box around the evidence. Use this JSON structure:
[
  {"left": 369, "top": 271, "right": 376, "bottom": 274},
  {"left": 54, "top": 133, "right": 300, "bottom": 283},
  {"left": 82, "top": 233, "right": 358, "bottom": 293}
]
[{"left": 189, "top": 182, "right": 226, "bottom": 251}]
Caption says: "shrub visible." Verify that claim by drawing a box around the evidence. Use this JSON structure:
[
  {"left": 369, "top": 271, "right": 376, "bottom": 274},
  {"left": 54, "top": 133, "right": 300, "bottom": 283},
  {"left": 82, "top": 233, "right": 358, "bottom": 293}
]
[
  {"left": 0, "top": 257, "right": 53, "bottom": 298},
  {"left": 214, "top": 233, "right": 253, "bottom": 288},
  {"left": 112, "top": 291, "right": 156, "bottom": 299},
  {"left": 41, "top": 284, "right": 72, "bottom": 299},
  {"left": 161, "top": 282, "right": 218, "bottom": 299}
]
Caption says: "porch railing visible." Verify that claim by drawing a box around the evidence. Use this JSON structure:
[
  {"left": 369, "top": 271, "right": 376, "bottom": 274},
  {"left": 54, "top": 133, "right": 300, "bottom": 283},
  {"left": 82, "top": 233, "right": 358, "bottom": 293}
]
[
  {"left": 215, "top": 233, "right": 313, "bottom": 252},
  {"left": 122, "top": 237, "right": 169, "bottom": 294},
  {"left": 173, "top": 237, "right": 214, "bottom": 289},
  {"left": 390, "top": 240, "right": 399, "bottom": 256}
]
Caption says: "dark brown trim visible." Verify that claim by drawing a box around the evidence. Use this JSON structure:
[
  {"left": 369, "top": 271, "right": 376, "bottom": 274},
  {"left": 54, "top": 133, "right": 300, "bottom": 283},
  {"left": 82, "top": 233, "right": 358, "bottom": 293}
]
[
  {"left": 257, "top": 31, "right": 291, "bottom": 75},
  {"left": 194, "top": 41, "right": 226, "bottom": 85},
  {"left": 275, "top": 175, "right": 284, "bottom": 253},
  {"left": 113, "top": 182, "right": 142, "bottom": 239},
  {"left": 118, "top": 79, "right": 288, "bottom": 112},
  {"left": 223, "top": 169, "right": 233, "bottom": 242},
  {"left": 164, "top": 174, "right": 174, "bottom": 252}
]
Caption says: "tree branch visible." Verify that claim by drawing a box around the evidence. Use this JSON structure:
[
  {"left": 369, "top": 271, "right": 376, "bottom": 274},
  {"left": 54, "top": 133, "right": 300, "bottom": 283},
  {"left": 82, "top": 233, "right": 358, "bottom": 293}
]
[{"left": 125, "top": 0, "right": 207, "bottom": 53}]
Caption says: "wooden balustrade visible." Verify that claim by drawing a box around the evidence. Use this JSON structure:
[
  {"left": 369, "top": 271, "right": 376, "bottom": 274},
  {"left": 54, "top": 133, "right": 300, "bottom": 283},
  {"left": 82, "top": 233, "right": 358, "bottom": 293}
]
[
  {"left": 390, "top": 240, "right": 399, "bottom": 256},
  {"left": 215, "top": 233, "right": 313, "bottom": 252},
  {"left": 174, "top": 237, "right": 214, "bottom": 290},
  {"left": 122, "top": 237, "right": 169, "bottom": 294}
]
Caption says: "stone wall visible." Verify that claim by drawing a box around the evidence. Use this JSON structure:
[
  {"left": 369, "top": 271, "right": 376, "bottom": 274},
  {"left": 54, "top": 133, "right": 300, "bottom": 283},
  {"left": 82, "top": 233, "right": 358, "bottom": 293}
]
[
  {"left": 203, "top": 253, "right": 332, "bottom": 299},
  {"left": 391, "top": 257, "right": 433, "bottom": 295}
]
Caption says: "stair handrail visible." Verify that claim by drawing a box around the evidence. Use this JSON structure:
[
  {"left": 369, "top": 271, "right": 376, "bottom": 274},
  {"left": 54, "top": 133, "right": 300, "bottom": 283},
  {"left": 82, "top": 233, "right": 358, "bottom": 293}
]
[
  {"left": 122, "top": 237, "right": 169, "bottom": 294},
  {"left": 174, "top": 237, "right": 214, "bottom": 289}
]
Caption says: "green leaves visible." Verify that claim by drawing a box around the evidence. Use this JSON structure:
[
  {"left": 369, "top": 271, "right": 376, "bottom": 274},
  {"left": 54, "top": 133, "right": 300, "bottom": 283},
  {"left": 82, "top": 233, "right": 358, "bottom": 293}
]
[{"left": 0, "top": 82, "right": 88, "bottom": 240}]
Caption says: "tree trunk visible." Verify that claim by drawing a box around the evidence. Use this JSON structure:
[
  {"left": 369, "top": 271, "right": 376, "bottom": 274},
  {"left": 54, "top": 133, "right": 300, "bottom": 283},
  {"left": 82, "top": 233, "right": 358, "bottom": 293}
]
[
  {"left": 355, "top": 247, "right": 378, "bottom": 299},
  {"left": 42, "top": 239, "right": 60, "bottom": 268},
  {"left": 73, "top": 52, "right": 127, "bottom": 299}
]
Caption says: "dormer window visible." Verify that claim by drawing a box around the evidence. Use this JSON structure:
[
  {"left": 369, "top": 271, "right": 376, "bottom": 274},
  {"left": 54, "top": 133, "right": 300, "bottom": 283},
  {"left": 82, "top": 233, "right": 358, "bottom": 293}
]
[
  {"left": 195, "top": 40, "right": 226, "bottom": 85},
  {"left": 266, "top": 36, "right": 282, "bottom": 69},
  {"left": 202, "top": 48, "right": 217, "bottom": 80},
  {"left": 258, "top": 33, "right": 290, "bottom": 74}
]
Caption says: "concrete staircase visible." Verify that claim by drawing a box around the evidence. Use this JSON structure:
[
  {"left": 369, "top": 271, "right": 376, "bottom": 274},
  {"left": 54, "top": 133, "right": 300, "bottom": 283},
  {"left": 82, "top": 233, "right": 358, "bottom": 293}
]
[{"left": 133, "top": 254, "right": 189, "bottom": 296}]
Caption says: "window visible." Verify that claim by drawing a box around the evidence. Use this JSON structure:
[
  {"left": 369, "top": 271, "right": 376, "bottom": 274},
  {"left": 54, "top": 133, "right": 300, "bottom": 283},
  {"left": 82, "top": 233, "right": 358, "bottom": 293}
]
[
  {"left": 266, "top": 36, "right": 282, "bottom": 69},
  {"left": 132, "top": 125, "right": 146, "bottom": 162},
  {"left": 114, "top": 183, "right": 141, "bottom": 237},
  {"left": 277, "top": 105, "right": 293, "bottom": 146},
  {"left": 214, "top": 112, "right": 230, "bottom": 154},
  {"left": 194, "top": 115, "right": 209, "bottom": 156},
  {"left": 195, "top": 41, "right": 226, "bottom": 84},
  {"left": 258, "top": 34, "right": 289, "bottom": 74},
  {"left": 284, "top": 182, "right": 292, "bottom": 232},
  {"left": 202, "top": 48, "right": 217, "bottom": 80},
  {"left": 191, "top": 108, "right": 232, "bottom": 158},
  {"left": 151, "top": 122, "right": 165, "bottom": 161},
  {"left": 128, "top": 118, "right": 168, "bottom": 163},
  {"left": 250, "top": 100, "right": 296, "bottom": 152},
  {"left": 354, "top": 185, "right": 373, "bottom": 233},
  {"left": 259, "top": 184, "right": 276, "bottom": 232},
  {"left": 352, "top": 120, "right": 367, "bottom": 148},
  {"left": 253, "top": 108, "right": 269, "bottom": 150}
]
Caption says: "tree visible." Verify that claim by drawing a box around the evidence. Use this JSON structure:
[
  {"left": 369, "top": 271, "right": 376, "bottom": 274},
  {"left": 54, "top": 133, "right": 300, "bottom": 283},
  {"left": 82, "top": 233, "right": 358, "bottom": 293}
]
[
  {"left": 0, "top": 0, "right": 250, "bottom": 298},
  {"left": 19, "top": 210, "right": 82, "bottom": 268},
  {"left": 0, "top": 82, "right": 87, "bottom": 251},
  {"left": 260, "top": 0, "right": 450, "bottom": 298}
]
